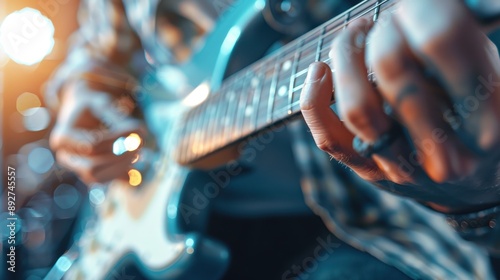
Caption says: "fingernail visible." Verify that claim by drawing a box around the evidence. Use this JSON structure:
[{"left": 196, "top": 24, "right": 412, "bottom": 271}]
[{"left": 305, "top": 63, "right": 327, "bottom": 84}]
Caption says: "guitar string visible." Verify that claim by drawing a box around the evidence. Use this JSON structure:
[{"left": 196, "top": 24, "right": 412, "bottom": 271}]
[
  {"left": 216, "top": 0, "right": 391, "bottom": 90},
  {"left": 203, "top": 1, "right": 385, "bottom": 119},
  {"left": 215, "top": 0, "right": 391, "bottom": 115},
  {"left": 207, "top": 0, "right": 388, "bottom": 93},
  {"left": 183, "top": 0, "right": 393, "bottom": 158},
  {"left": 184, "top": 4, "right": 384, "bottom": 158}
]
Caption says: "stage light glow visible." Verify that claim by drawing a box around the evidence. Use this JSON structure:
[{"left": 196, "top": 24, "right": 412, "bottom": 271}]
[
  {"left": 23, "top": 107, "right": 50, "bottom": 131},
  {"left": 124, "top": 133, "right": 142, "bottom": 152},
  {"left": 128, "top": 169, "right": 142, "bottom": 187},
  {"left": 89, "top": 187, "right": 106, "bottom": 206},
  {"left": 113, "top": 133, "right": 143, "bottom": 155},
  {"left": 0, "top": 8, "right": 55, "bottom": 65},
  {"left": 182, "top": 83, "right": 209, "bottom": 107},
  {"left": 54, "top": 184, "right": 80, "bottom": 210},
  {"left": 17, "top": 92, "right": 41, "bottom": 116},
  {"left": 0, "top": 47, "right": 8, "bottom": 67},
  {"left": 28, "top": 147, "right": 54, "bottom": 174}
]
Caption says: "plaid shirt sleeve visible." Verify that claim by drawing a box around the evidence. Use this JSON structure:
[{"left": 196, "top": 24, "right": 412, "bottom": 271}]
[
  {"left": 288, "top": 121, "right": 496, "bottom": 279},
  {"left": 45, "top": 0, "right": 145, "bottom": 110}
]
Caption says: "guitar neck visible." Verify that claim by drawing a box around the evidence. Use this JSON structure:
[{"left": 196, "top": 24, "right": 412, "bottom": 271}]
[{"left": 175, "top": 0, "right": 395, "bottom": 166}]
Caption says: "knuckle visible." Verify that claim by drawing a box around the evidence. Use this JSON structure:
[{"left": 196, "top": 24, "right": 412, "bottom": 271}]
[
  {"left": 386, "top": 173, "right": 413, "bottom": 186},
  {"left": 55, "top": 152, "right": 67, "bottom": 166},
  {"left": 342, "top": 107, "right": 372, "bottom": 131},
  {"left": 426, "top": 161, "right": 459, "bottom": 184},
  {"left": 428, "top": 169, "right": 455, "bottom": 184},
  {"left": 88, "top": 165, "right": 102, "bottom": 179},
  {"left": 300, "top": 96, "right": 316, "bottom": 112},
  {"left": 79, "top": 168, "right": 99, "bottom": 184},
  {"left": 316, "top": 138, "right": 343, "bottom": 156},
  {"left": 80, "top": 173, "right": 97, "bottom": 184},
  {"left": 332, "top": 31, "right": 361, "bottom": 59},
  {"left": 371, "top": 48, "right": 410, "bottom": 82},
  {"left": 418, "top": 35, "right": 448, "bottom": 58},
  {"left": 75, "top": 141, "right": 93, "bottom": 155}
]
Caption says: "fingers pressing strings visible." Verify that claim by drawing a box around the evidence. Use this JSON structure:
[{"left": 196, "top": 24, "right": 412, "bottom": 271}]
[
  {"left": 331, "top": 18, "right": 418, "bottom": 184},
  {"left": 368, "top": 13, "right": 478, "bottom": 183},
  {"left": 300, "top": 62, "right": 385, "bottom": 182},
  {"left": 397, "top": 0, "right": 500, "bottom": 153}
]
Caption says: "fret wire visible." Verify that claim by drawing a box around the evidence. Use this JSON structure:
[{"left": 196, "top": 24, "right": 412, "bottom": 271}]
[
  {"left": 179, "top": 109, "right": 195, "bottom": 163},
  {"left": 202, "top": 95, "right": 217, "bottom": 155},
  {"left": 315, "top": 25, "right": 326, "bottom": 62},
  {"left": 289, "top": 40, "right": 303, "bottom": 115},
  {"left": 216, "top": 83, "right": 232, "bottom": 150},
  {"left": 216, "top": 87, "right": 230, "bottom": 151},
  {"left": 267, "top": 55, "right": 281, "bottom": 123},
  {"left": 252, "top": 66, "right": 264, "bottom": 131},
  {"left": 373, "top": 0, "right": 381, "bottom": 22},
  {"left": 243, "top": 71, "right": 258, "bottom": 136},
  {"left": 184, "top": 105, "right": 198, "bottom": 161},
  {"left": 256, "top": 58, "right": 274, "bottom": 129},
  {"left": 196, "top": 102, "right": 206, "bottom": 158},
  {"left": 175, "top": 110, "right": 188, "bottom": 162},
  {"left": 234, "top": 71, "right": 252, "bottom": 140},
  {"left": 199, "top": 99, "right": 212, "bottom": 155},
  {"left": 224, "top": 81, "right": 239, "bottom": 145},
  {"left": 196, "top": 101, "right": 211, "bottom": 156},
  {"left": 206, "top": 88, "right": 223, "bottom": 153},
  {"left": 343, "top": 11, "right": 351, "bottom": 30},
  {"left": 186, "top": 102, "right": 204, "bottom": 160}
]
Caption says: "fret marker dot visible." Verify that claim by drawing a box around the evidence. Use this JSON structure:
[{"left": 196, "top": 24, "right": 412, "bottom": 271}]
[
  {"left": 278, "top": 85, "right": 288, "bottom": 97},
  {"left": 245, "top": 106, "right": 253, "bottom": 117},
  {"left": 251, "top": 77, "right": 260, "bottom": 88},
  {"left": 282, "top": 60, "right": 292, "bottom": 71}
]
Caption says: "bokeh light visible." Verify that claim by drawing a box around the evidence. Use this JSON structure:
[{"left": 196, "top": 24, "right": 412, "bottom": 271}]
[
  {"left": 128, "top": 169, "right": 142, "bottom": 187},
  {"left": 54, "top": 184, "right": 80, "bottom": 210},
  {"left": 27, "top": 147, "right": 54, "bottom": 174},
  {"left": 89, "top": 186, "right": 106, "bottom": 206},
  {"left": 23, "top": 107, "right": 50, "bottom": 131},
  {"left": 113, "top": 133, "right": 143, "bottom": 155},
  {"left": 17, "top": 92, "right": 41, "bottom": 116},
  {"left": 182, "top": 83, "right": 209, "bottom": 107},
  {"left": 0, "top": 47, "right": 9, "bottom": 67},
  {"left": 124, "top": 133, "right": 142, "bottom": 151},
  {"left": 0, "top": 7, "right": 55, "bottom": 65}
]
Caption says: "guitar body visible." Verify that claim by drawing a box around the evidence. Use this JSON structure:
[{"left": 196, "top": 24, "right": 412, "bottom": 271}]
[{"left": 54, "top": 1, "right": 308, "bottom": 279}]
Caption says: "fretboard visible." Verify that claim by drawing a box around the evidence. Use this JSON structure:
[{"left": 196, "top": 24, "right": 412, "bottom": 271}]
[{"left": 175, "top": 0, "right": 396, "bottom": 166}]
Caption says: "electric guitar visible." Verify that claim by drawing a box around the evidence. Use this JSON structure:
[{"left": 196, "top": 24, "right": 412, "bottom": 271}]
[{"left": 45, "top": 0, "right": 500, "bottom": 279}]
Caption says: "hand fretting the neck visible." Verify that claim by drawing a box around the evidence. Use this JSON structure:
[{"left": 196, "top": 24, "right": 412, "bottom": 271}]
[{"left": 176, "top": 0, "right": 396, "bottom": 166}]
